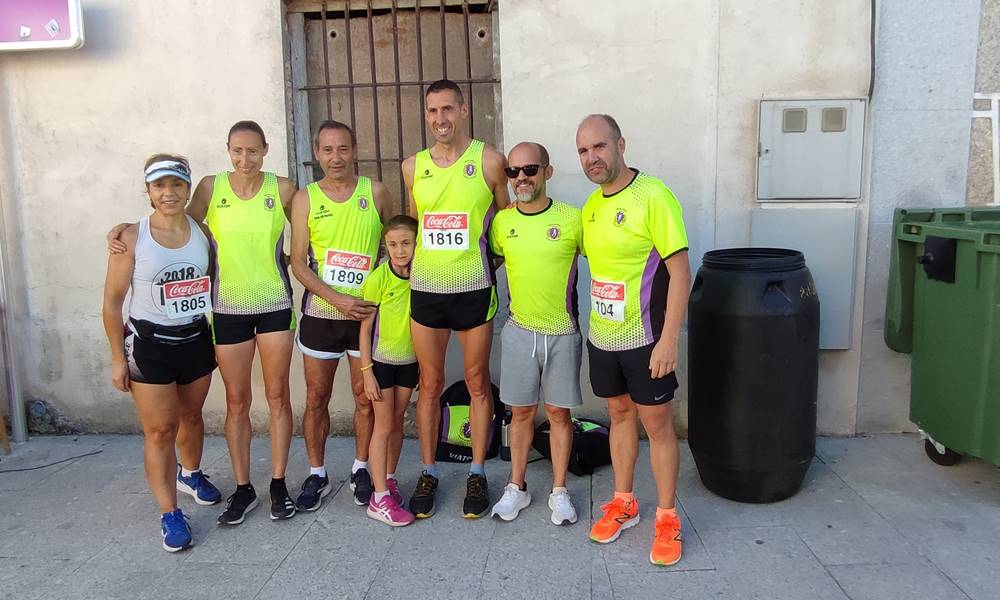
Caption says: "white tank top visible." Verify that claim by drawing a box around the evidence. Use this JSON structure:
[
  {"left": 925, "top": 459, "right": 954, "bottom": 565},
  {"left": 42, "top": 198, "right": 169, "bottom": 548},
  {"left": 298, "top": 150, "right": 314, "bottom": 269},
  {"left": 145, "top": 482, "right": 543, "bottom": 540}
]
[{"left": 128, "top": 215, "right": 211, "bottom": 327}]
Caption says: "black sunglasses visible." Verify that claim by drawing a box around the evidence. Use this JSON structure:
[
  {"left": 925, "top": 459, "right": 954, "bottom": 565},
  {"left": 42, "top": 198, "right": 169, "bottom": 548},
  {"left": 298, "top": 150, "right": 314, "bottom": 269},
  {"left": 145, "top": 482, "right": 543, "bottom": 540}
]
[{"left": 504, "top": 164, "right": 545, "bottom": 178}]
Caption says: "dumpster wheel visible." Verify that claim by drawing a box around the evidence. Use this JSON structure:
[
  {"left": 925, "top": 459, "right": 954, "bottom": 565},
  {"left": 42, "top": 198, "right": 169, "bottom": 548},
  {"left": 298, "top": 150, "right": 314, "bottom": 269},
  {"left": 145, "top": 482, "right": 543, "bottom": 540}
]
[{"left": 924, "top": 439, "right": 962, "bottom": 466}]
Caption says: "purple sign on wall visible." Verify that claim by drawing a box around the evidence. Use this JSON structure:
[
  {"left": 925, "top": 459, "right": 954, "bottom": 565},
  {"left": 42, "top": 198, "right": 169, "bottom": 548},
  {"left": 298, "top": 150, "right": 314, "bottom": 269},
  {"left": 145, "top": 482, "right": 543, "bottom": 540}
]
[{"left": 0, "top": 0, "right": 84, "bottom": 51}]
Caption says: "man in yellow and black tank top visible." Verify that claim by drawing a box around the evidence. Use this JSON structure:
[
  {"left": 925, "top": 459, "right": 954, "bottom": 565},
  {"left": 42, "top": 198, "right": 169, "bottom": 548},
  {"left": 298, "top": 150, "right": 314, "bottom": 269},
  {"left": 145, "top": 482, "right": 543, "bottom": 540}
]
[
  {"left": 400, "top": 79, "right": 509, "bottom": 520},
  {"left": 290, "top": 120, "right": 394, "bottom": 511}
]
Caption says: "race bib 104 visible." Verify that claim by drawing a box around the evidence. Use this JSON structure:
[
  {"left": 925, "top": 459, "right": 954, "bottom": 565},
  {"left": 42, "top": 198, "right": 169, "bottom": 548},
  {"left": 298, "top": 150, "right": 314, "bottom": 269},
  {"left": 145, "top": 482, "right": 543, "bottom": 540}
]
[
  {"left": 590, "top": 280, "right": 625, "bottom": 322},
  {"left": 422, "top": 212, "right": 469, "bottom": 250},
  {"left": 324, "top": 250, "right": 372, "bottom": 288},
  {"left": 163, "top": 276, "right": 212, "bottom": 319}
]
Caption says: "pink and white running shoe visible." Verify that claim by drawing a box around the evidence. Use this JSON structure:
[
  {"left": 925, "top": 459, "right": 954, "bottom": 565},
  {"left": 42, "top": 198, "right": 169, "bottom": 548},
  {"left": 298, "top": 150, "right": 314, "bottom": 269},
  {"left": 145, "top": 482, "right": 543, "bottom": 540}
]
[
  {"left": 387, "top": 477, "right": 404, "bottom": 506},
  {"left": 367, "top": 494, "right": 415, "bottom": 527}
]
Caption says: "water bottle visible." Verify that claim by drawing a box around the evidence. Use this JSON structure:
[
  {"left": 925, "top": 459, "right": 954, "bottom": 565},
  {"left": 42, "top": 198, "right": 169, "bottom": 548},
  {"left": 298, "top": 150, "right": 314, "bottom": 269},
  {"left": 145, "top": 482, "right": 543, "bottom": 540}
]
[{"left": 500, "top": 408, "right": 512, "bottom": 461}]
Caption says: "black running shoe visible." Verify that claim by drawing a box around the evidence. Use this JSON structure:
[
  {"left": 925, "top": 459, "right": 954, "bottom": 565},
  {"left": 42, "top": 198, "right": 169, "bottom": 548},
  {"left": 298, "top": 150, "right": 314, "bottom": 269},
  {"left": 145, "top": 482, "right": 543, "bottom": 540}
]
[
  {"left": 269, "top": 479, "right": 296, "bottom": 520},
  {"left": 217, "top": 485, "right": 258, "bottom": 526},
  {"left": 463, "top": 474, "right": 490, "bottom": 519},
  {"left": 350, "top": 468, "right": 374, "bottom": 506},
  {"left": 409, "top": 471, "right": 438, "bottom": 519},
  {"left": 295, "top": 474, "right": 331, "bottom": 512}
]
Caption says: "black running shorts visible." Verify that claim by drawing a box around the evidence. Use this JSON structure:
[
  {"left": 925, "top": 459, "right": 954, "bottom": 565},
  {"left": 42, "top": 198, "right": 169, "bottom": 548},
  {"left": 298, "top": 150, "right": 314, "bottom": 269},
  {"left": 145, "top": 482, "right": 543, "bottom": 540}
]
[
  {"left": 211, "top": 309, "right": 296, "bottom": 345},
  {"left": 410, "top": 287, "right": 498, "bottom": 331},
  {"left": 586, "top": 340, "right": 678, "bottom": 405}
]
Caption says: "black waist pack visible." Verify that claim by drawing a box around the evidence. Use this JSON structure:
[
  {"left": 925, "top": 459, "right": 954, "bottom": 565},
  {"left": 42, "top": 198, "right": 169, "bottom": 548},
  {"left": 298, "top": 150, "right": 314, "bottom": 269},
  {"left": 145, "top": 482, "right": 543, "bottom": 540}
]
[
  {"left": 533, "top": 418, "right": 611, "bottom": 476},
  {"left": 435, "top": 380, "right": 503, "bottom": 463}
]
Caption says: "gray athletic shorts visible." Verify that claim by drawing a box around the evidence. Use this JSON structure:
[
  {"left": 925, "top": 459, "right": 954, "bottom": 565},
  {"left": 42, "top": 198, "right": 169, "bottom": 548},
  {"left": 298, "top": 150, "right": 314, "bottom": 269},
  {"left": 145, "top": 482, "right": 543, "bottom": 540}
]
[{"left": 499, "top": 321, "right": 583, "bottom": 409}]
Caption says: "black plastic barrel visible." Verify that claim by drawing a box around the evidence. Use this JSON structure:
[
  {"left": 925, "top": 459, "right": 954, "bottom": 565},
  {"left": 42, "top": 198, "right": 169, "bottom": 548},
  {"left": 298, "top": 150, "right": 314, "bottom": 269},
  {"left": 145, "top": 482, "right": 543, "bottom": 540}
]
[{"left": 688, "top": 248, "right": 820, "bottom": 503}]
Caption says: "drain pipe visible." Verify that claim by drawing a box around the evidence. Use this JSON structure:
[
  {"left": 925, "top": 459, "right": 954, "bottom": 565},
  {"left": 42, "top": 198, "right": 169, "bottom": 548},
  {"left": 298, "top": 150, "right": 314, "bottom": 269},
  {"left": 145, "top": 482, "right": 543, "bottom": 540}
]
[{"left": 0, "top": 194, "right": 27, "bottom": 443}]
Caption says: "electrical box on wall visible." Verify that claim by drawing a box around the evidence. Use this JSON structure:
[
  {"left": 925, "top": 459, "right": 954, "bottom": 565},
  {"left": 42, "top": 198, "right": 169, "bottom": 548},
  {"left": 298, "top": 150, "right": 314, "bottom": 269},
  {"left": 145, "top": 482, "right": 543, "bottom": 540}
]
[{"left": 757, "top": 98, "right": 866, "bottom": 201}]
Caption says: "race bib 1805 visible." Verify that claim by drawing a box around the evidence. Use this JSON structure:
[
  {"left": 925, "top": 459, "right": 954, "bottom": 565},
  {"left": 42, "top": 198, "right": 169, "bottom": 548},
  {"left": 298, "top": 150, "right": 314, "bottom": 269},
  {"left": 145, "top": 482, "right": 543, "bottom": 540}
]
[
  {"left": 163, "top": 276, "right": 212, "bottom": 319},
  {"left": 590, "top": 280, "right": 625, "bottom": 322},
  {"left": 323, "top": 250, "right": 372, "bottom": 288},
  {"left": 422, "top": 212, "right": 469, "bottom": 250}
]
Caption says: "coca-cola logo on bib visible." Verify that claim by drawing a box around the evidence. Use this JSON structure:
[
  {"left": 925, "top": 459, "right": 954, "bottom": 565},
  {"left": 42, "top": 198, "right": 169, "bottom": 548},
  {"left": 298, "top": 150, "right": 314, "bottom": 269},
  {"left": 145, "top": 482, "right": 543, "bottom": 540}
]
[
  {"left": 164, "top": 277, "right": 210, "bottom": 300},
  {"left": 423, "top": 213, "right": 468, "bottom": 230},
  {"left": 326, "top": 251, "right": 372, "bottom": 270},
  {"left": 591, "top": 281, "right": 625, "bottom": 301}
]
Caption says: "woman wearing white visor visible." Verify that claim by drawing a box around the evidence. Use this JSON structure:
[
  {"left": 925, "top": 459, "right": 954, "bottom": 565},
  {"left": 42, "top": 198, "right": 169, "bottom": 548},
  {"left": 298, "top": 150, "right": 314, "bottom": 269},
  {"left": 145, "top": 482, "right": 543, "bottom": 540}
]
[{"left": 102, "top": 155, "right": 219, "bottom": 552}]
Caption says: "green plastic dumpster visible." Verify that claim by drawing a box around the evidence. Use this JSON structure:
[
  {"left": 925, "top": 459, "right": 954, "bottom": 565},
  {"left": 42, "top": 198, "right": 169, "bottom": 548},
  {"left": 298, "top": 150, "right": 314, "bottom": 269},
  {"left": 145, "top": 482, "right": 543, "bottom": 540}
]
[{"left": 885, "top": 207, "right": 1000, "bottom": 467}]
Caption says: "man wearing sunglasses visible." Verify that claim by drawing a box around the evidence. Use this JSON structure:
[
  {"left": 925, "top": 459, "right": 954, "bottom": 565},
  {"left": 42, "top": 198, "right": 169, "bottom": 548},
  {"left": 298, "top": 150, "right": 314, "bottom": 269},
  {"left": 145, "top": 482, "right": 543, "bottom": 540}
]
[
  {"left": 576, "top": 114, "right": 691, "bottom": 567},
  {"left": 487, "top": 142, "right": 583, "bottom": 525},
  {"left": 401, "top": 79, "right": 510, "bottom": 519}
]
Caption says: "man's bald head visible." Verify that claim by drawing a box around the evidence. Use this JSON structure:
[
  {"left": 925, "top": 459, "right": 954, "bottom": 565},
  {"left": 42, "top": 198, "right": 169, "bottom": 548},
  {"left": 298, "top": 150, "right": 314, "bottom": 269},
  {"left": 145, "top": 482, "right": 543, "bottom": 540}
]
[
  {"left": 508, "top": 141, "right": 550, "bottom": 167},
  {"left": 578, "top": 114, "right": 622, "bottom": 142}
]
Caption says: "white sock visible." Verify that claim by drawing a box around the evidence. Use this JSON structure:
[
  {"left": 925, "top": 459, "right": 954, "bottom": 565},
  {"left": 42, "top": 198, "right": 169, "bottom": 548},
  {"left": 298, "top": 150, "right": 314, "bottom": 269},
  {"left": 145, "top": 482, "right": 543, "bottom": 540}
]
[
  {"left": 386, "top": 473, "right": 396, "bottom": 481},
  {"left": 552, "top": 486, "right": 568, "bottom": 494},
  {"left": 374, "top": 490, "right": 390, "bottom": 502},
  {"left": 352, "top": 459, "right": 368, "bottom": 474},
  {"left": 310, "top": 465, "right": 327, "bottom": 478},
  {"left": 180, "top": 466, "right": 198, "bottom": 478}
]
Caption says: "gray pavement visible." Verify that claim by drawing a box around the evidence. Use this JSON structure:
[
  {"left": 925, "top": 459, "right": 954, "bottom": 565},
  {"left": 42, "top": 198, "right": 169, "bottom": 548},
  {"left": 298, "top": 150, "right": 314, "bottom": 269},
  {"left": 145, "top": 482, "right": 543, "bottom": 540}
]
[{"left": 0, "top": 433, "right": 998, "bottom": 599}]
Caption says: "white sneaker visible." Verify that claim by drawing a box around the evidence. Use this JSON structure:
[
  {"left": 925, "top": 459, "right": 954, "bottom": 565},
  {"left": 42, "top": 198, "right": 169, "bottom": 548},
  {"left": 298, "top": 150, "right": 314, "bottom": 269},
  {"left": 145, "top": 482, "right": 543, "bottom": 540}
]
[
  {"left": 548, "top": 488, "right": 578, "bottom": 525},
  {"left": 490, "top": 483, "right": 531, "bottom": 521}
]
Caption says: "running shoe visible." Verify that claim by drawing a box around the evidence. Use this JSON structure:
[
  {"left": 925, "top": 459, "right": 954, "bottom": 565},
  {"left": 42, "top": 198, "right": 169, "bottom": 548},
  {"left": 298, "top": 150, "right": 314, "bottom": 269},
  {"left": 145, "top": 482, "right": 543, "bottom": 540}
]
[
  {"left": 367, "top": 494, "right": 415, "bottom": 527},
  {"left": 649, "top": 512, "right": 683, "bottom": 566},
  {"left": 548, "top": 488, "right": 578, "bottom": 526},
  {"left": 589, "top": 496, "right": 640, "bottom": 544},
  {"left": 270, "top": 479, "right": 296, "bottom": 520},
  {"left": 409, "top": 471, "right": 438, "bottom": 519},
  {"left": 350, "top": 468, "right": 374, "bottom": 506},
  {"left": 295, "top": 474, "right": 331, "bottom": 512},
  {"left": 176, "top": 467, "right": 222, "bottom": 506},
  {"left": 161, "top": 508, "right": 192, "bottom": 552},
  {"left": 463, "top": 474, "right": 490, "bottom": 519},
  {"left": 217, "top": 485, "right": 258, "bottom": 526},
  {"left": 387, "top": 476, "right": 404, "bottom": 507},
  {"left": 491, "top": 483, "right": 531, "bottom": 521}
]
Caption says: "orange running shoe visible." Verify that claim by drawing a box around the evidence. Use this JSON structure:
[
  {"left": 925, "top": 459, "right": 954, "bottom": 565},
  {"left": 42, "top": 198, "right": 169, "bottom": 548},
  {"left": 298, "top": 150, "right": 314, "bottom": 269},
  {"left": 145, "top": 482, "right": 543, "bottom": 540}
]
[
  {"left": 589, "top": 497, "right": 640, "bottom": 544},
  {"left": 649, "top": 512, "right": 683, "bottom": 566}
]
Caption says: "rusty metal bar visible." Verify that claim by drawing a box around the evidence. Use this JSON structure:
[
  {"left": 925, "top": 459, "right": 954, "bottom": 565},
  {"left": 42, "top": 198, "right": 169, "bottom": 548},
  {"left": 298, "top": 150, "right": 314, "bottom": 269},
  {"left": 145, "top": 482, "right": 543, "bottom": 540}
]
[
  {"left": 344, "top": 1, "right": 357, "bottom": 132},
  {"left": 416, "top": 0, "right": 427, "bottom": 145},
  {"left": 298, "top": 77, "right": 495, "bottom": 91},
  {"left": 439, "top": 0, "right": 447, "bottom": 78},
  {"left": 366, "top": 1, "right": 384, "bottom": 181},
  {"left": 462, "top": 1, "right": 473, "bottom": 137},
  {"left": 320, "top": 1, "right": 334, "bottom": 119},
  {"left": 390, "top": 0, "right": 406, "bottom": 207}
]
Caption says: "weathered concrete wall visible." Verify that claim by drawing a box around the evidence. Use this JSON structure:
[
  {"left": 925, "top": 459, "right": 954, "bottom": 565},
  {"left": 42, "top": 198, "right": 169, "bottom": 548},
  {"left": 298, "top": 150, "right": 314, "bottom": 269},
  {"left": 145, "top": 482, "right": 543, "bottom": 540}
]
[
  {"left": 0, "top": 0, "right": 291, "bottom": 432},
  {"left": 857, "top": 0, "right": 981, "bottom": 432},
  {"left": 498, "top": 0, "right": 871, "bottom": 434}
]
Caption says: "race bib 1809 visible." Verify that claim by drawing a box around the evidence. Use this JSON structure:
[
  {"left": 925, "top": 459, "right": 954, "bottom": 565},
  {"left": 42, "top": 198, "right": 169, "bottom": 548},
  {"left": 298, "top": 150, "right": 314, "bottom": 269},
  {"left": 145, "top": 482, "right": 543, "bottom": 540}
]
[
  {"left": 590, "top": 279, "right": 625, "bottom": 322},
  {"left": 163, "top": 276, "right": 212, "bottom": 319},
  {"left": 422, "top": 212, "right": 469, "bottom": 250},
  {"left": 323, "top": 250, "right": 372, "bottom": 288}
]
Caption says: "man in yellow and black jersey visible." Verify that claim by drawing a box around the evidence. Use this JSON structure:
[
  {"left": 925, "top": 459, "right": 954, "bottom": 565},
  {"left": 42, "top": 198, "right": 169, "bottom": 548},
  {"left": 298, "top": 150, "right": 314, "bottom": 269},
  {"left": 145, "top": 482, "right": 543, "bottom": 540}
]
[
  {"left": 289, "top": 120, "right": 395, "bottom": 512},
  {"left": 401, "top": 79, "right": 509, "bottom": 519},
  {"left": 576, "top": 115, "right": 692, "bottom": 567}
]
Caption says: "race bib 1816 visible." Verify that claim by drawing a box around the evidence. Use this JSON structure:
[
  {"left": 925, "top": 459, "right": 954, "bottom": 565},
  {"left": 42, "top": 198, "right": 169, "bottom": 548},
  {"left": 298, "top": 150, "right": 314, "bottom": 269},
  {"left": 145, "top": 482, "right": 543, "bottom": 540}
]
[
  {"left": 163, "top": 276, "right": 212, "bottom": 319},
  {"left": 590, "top": 279, "right": 625, "bottom": 322},
  {"left": 323, "top": 250, "right": 372, "bottom": 288},
  {"left": 422, "top": 212, "right": 469, "bottom": 250}
]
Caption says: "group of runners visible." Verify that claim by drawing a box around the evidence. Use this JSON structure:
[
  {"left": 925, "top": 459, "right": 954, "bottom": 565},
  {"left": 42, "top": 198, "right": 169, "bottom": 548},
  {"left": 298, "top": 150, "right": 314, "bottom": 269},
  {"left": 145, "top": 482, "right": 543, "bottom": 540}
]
[{"left": 101, "top": 79, "right": 691, "bottom": 567}]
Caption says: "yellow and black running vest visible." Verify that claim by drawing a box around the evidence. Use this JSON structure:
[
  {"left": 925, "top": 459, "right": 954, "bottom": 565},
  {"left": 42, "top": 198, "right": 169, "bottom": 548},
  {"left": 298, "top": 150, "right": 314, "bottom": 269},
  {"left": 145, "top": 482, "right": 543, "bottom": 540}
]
[
  {"left": 411, "top": 139, "right": 496, "bottom": 294},
  {"left": 205, "top": 172, "right": 292, "bottom": 315},
  {"left": 302, "top": 176, "right": 383, "bottom": 320}
]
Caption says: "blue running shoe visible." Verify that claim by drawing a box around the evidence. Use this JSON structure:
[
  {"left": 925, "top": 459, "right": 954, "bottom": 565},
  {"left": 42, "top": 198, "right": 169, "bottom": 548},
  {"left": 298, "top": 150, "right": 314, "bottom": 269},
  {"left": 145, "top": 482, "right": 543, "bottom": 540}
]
[
  {"left": 161, "top": 509, "right": 192, "bottom": 552},
  {"left": 177, "top": 467, "right": 222, "bottom": 506}
]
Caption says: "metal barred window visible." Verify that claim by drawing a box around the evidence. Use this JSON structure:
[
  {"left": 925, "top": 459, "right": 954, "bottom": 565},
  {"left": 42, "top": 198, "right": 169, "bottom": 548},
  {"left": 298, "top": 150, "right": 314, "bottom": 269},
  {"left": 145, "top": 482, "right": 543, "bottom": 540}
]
[{"left": 286, "top": 0, "right": 501, "bottom": 212}]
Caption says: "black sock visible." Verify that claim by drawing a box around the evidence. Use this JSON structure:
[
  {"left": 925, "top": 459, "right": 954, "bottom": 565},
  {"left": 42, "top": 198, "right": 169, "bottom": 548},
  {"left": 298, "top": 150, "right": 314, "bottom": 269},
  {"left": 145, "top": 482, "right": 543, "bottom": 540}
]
[
  {"left": 270, "top": 477, "right": 287, "bottom": 492},
  {"left": 236, "top": 483, "right": 254, "bottom": 495}
]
